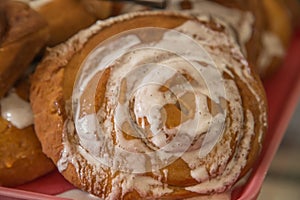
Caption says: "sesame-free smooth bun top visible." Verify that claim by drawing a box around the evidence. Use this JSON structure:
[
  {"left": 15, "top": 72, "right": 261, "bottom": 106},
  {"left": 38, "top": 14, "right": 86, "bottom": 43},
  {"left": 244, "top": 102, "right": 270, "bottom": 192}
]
[{"left": 30, "top": 11, "right": 267, "bottom": 199}]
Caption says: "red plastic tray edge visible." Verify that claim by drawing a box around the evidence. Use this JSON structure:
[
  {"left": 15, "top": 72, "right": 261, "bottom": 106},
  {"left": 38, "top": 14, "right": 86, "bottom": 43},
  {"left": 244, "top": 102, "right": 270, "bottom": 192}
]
[{"left": 236, "top": 29, "right": 300, "bottom": 200}]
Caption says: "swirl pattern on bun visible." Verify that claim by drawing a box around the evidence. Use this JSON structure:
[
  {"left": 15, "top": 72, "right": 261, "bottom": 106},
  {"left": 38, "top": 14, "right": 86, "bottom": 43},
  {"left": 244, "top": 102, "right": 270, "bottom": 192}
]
[{"left": 30, "top": 11, "right": 267, "bottom": 199}]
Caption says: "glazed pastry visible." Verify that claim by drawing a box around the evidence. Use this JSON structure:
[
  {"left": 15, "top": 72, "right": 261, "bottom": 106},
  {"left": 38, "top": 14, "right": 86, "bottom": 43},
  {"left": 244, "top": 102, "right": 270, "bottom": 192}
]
[
  {"left": 30, "top": 12, "right": 267, "bottom": 199},
  {"left": 211, "top": 0, "right": 291, "bottom": 77},
  {"left": 0, "top": 78, "right": 55, "bottom": 187},
  {"left": 80, "top": 0, "right": 114, "bottom": 19},
  {"left": 20, "top": 0, "right": 112, "bottom": 46},
  {"left": 258, "top": 0, "right": 292, "bottom": 76},
  {"left": 203, "top": 0, "right": 291, "bottom": 77},
  {"left": 110, "top": 0, "right": 292, "bottom": 77},
  {"left": 0, "top": 0, "right": 48, "bottom": 98}
]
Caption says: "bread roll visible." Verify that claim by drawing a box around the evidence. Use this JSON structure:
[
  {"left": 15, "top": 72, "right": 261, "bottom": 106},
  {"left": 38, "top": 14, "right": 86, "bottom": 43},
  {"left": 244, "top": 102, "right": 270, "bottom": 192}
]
[
  {"left": 0, "top": 0, "right": 48, "bottom": 98},
  {"left": 20, "top": 0, "right": 102, "bottom": 46},
  {"left": 95, "top": 0, "right": 292, "bottom": 77},
  {"left": 30, "top": 11, "right": 267, "bottom": 199},
  {"left": 0, "top": 78, "right": 54, "bottom": 187}
]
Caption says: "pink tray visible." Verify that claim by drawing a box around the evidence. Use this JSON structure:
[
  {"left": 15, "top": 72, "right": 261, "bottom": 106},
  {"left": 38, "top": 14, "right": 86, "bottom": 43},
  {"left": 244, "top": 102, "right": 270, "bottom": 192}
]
[{"left": 1, "top": 29, "right": 300, "bottom": 200}]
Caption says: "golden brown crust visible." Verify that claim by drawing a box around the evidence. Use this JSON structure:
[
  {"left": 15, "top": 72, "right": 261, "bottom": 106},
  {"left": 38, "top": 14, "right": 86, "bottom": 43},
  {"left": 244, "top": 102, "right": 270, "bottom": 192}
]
[
  {"left": 187, "top": 0, "right": 292, "bottom": 77},
  {"left": 0, "top": 79, "right": 55, "bottom": 187},
  {"left": 31, "top": 11, "right": 267, "bottom": 199},
  {"left": 32, "top": 0, "right": 98, "bottom": 46},
  {"left": 262, "top": 0, "right": 292, "bottom": 47},
  {"left": 0, "top": 1, "right": 47, "bottom": 46},
  {"left": 0, "top": 0, "right": 48, "bottom": 98},
  {"left": 106, "top": 0, "right": 292, "bottom": 78},
  {"left": 213, "top": 0, "right": 292, "bottom": 77},
  {"left": 80, "top": 0, "right": 113, "bottom": 20},
  {"left": 258, "top": 0, "right": 292, "bottom": 77},
  {"left": 202, "top": 0, "right": 292, "bottom": 77},
  {"left": 0, "top": 125, "right": 55, "bottom": 186},
  {"left": 0, "top": 2, "right": 7, "bottom": 44}
]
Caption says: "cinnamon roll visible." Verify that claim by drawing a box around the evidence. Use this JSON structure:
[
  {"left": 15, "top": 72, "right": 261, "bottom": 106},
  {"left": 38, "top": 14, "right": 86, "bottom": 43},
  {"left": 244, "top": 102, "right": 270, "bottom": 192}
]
[
  {"left": 101, "top": 0, "right": 292, "bottom": 77},
  {"left": 0, "top": 78, "right": 54, "bottom": 187},
  {"left": 30, "top": 12, "right": 267, "bottom": 199},
  {"left": 0, "top": 0, "right": 48, "bottom": 98}
]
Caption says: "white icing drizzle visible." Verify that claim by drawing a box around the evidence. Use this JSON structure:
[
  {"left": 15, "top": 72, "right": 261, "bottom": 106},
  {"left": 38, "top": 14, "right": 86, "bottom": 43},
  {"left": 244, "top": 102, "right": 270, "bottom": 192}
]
[
  {"left": 118, "top": 0, "right": 254, "bottom": 55},
  {"left": 119, "top": 175, "right": 173, "bottom": 198},
  {"left": 258, "top": 31, "right": 285, "bottom": 74},
  {"left": 55, "top": 12, "right": 267, "bottom": 199},
  {"left": 57, "top": 120, "right": 74, "bottom": 173},
  {"left": 0, "top": 90, "right": 33, "bottom": 129},
  {"left": 16, "top": 0, "right": 52, "bottom": 9},
  {"left": 70, "top": 24, "right": 227, "bottom": 175},
  {"left": 166, "top": 0, "right": 254, "bottom": 55},
  {"left": 185, "top": 110, "right": 255, "bottom": 193},
  {"left": 121, "top": 0, "right": 285, "bottom": 73}
]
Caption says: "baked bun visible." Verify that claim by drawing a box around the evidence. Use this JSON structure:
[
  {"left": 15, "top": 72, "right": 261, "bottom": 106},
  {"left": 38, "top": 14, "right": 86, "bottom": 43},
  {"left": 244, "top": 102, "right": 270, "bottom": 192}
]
[
  {"left": 80, "top": 0, "right": 113, "bottom": 19},
  {"left": 105, "top": 0, "right": 292, "bottom": 77},
  {"left": 20, "top": 0, "right": 103, "bottom": 46},
  {"left": 0, "top": 0, "right": 48, "bottom": 98},
  {"left": 31, "top": 12, "right": 267, "bottom": 199},
  {"left": 0, "top": 78, "right": 54, "bottom": 187},
  {"left": 215, "top": 0, "right": 292, "bottom": 77},
  {"left": 258, "top": 0, "right": 292, "bottom": 76}
]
